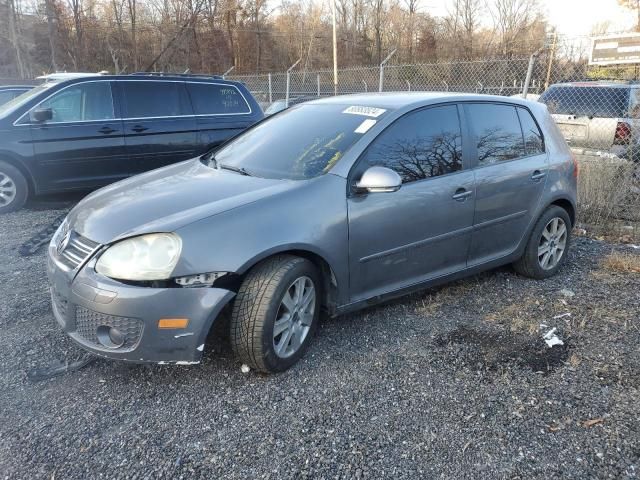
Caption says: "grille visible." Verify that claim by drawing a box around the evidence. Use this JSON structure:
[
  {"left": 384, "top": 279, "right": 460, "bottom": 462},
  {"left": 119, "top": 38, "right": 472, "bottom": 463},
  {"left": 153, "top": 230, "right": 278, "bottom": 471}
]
[
  {"left": 75, "top": 307, "right": 143, "bottom": 351},
  {"left": 58, "top": 232, "right": 100, "bottom": 270}
]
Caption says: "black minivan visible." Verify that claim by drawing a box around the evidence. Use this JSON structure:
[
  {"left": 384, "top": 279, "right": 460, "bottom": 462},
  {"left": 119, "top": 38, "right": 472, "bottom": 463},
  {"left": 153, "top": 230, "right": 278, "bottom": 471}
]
[{"left": 0, "top": 74, "right": 263, "bottom": 213}]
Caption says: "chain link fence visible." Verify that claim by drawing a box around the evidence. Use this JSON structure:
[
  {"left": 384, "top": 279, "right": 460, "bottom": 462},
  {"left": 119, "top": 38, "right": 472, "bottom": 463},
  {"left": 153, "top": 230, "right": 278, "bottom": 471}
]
[{"left": 228, "top": 54, "right": 640, "bottom": 226}]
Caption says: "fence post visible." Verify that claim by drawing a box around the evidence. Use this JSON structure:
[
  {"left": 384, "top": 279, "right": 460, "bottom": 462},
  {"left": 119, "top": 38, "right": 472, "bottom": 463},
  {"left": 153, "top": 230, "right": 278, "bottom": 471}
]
[
  {"left": 363, "top": 80, "right": 367, "bottom": 92},
  {"left": 317, "top": 74, "right": 321, "bottom": 97},
  {"left": 379, "top": 49, "right": 397, "bottom": 92},
  {"left": 222, "top": 66, "right": 234, "bottom": 79},
  {"left": 522, "top": 47, "right": 544, "bottom": 98},
  {"left": 285, "top": 58, "right": 301, "bottom": 107},
  {"left": 268, "top": 73, "right": 272, "bottom": 103},
  {"left": 406, "top": 80, "right": 411, "bottom": 91}
]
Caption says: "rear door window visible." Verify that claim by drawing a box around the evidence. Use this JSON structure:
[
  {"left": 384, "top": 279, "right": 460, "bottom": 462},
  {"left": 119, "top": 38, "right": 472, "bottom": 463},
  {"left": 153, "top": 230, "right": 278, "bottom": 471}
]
[
  {"left": 465, "top": 103, "right": 525, "bottom": 165},
  {"left": 121, "top": 81, "right": 191, "bottom": 118},
  {"left": 539, "top": 86, "right": 630, "bottom": 118},
  {"left": 186, "top": 83, "right": 250, "bottom": 115}
]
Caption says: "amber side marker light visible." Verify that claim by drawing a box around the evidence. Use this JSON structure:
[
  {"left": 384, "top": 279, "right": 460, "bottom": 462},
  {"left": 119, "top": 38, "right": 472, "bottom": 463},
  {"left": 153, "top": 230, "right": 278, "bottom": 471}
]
[{"left": 158, "top": 318, "right": 189, "bottom": 329}]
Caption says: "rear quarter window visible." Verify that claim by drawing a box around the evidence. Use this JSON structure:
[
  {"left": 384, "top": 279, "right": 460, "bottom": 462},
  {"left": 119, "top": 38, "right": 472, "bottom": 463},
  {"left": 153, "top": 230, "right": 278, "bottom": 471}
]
[
  {"left": 517, "top": 107, "right": 544, "bottom": 155},
  {"left": 187, "top": 83, "right": 251, "bottom": 115}
]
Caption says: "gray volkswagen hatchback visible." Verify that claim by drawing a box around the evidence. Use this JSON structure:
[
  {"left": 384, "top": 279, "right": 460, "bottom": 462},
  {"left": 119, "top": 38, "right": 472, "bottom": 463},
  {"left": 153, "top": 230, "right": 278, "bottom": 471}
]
[{"left": 47, "top": 93, "right": 577, "bottom": 372}]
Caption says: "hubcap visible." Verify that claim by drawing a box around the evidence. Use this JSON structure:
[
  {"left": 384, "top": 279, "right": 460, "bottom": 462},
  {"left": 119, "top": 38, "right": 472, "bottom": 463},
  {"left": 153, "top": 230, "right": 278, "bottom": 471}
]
[
  {"left": 0, "top": 171, "right": 17, "bottom": 207},
  {"left": 273, "top": 276, "right": 316, "bottom": 359},
  {"left": 538, "top": 217, "right": 567, "bottom": 270}
]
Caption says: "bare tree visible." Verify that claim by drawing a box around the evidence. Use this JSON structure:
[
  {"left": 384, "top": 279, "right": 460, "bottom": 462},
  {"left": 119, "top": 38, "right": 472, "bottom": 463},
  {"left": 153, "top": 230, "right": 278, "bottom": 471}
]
[
  {"left": 6, "top": 0, "right": 27, "bottom": 77},
  {"left": 126, "top": 0, "right": 137, "bottom": 70},
  {"left": 618, "top": 0, "right": 640, "bottom": 32},
  {"left": 492, "top": 0, "right": 538, "bottom": 58}
]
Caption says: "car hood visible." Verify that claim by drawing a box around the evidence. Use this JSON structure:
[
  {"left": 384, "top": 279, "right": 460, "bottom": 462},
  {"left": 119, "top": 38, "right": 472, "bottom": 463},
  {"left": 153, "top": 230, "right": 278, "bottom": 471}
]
[{"left": 68, "top": 159, "right": 296, "bottom": 244}]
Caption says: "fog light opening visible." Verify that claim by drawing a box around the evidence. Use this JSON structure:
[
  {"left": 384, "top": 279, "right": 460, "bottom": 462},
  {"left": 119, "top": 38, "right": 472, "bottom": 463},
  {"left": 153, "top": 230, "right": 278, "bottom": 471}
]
[{"left": 96, "top": 325, "right": 125, "bottom": 348}]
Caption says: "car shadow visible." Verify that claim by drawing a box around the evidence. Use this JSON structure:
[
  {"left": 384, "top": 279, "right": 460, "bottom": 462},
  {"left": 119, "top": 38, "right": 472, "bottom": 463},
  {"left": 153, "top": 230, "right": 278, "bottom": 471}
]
[{"left": 25, "top": 191, "right": 88, "bottom": 211}]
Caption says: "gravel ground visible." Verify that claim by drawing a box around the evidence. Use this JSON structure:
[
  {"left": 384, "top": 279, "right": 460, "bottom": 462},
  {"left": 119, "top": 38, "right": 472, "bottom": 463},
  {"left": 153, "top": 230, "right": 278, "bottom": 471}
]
[{"left": 1, "top": 196, "right": 639, "bottom": 479}]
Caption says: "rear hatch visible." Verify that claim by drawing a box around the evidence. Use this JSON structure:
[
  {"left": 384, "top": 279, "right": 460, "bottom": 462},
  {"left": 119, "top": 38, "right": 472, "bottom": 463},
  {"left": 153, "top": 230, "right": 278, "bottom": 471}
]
[{"left": 539, "top": 85, "right": 630, "bottom": 150}]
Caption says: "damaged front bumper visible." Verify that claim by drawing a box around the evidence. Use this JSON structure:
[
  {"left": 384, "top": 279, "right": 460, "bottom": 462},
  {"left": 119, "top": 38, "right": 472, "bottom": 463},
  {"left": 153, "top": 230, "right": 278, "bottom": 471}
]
[{"left": 46, "top": 239, "right": 235, "bottom": 364}]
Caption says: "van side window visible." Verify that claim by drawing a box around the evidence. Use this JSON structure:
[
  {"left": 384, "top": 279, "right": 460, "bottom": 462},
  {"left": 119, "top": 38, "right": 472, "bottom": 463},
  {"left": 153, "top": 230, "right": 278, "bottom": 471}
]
[
  {"left": 38, "top": 82, "right": 114, "bottom": 122},
  {"left": 517, "top": 107, "right": 544, "bottom": 155},
  {"left": 362, "top": 105, "right": 462, "bottom": 184},
  {"left": 465, "top": 103, "right": 525, "bottom": 165},
  {"left": 121, "top": 81, "right": 191, "bottom": 118},
  {"left": 187, "top": 83, "right": 250, "bottom": 115}
]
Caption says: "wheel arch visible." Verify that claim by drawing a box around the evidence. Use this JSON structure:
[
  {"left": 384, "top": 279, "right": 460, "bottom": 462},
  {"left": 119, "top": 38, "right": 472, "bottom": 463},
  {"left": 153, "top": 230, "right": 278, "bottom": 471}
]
[
  {"left": 237, "top": 246, "right": 341, "bottom": 315},
  {"left": 549, "top": 197, "right": 576, "bottom": 227},
  {"left": 0, "top": 152, "right": 36, "bottom": 196}
]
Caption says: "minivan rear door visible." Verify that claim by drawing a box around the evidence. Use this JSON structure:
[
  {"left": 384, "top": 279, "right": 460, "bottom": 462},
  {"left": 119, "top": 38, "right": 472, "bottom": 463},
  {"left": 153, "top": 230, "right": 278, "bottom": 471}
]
[
  {"left": 117, "top": 80, "right": 198, "bottom": 174},
  {"left": 23, "top": 80, "right": 129, "bottom": 192}
]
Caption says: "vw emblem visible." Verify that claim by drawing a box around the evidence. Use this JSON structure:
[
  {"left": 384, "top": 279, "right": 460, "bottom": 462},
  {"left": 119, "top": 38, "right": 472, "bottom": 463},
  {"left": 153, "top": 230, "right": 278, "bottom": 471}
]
[{"left": 57, "top": 230, "right": 71, "bottom": 255}]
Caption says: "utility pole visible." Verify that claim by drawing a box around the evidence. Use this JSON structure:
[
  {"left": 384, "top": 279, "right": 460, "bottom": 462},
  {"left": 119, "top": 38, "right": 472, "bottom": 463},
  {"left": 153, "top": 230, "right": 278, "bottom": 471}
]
[
  {"left": 544, "top": 30, "right": 557, "bottom": 90},
  {"left": 331, "top": 0, "right": 338, "bottom": 95}
]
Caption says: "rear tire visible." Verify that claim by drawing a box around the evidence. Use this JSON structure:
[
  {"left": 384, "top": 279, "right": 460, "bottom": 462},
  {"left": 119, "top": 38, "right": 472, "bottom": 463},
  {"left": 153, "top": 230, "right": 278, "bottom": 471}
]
[
  {"left": 0, "top": 160, "right": 28, "bottom": 214},
  {"left": 513, "top": 205, "right": 572, "bottom": 279},
  {"left": 230, "top": 255, "right": 321, "bottom": 373}
]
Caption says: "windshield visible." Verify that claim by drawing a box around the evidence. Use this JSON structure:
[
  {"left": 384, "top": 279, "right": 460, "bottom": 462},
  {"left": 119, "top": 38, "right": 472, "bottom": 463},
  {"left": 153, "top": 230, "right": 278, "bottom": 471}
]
[
  {"left": 0, "top": 83, "right": 55, "bottom": 119},
  {"left": 210, "top": 103, "right": 390, "bottom": 180},
  {"left": 539, "top": 86, "right": 630, "bottom": 118}
]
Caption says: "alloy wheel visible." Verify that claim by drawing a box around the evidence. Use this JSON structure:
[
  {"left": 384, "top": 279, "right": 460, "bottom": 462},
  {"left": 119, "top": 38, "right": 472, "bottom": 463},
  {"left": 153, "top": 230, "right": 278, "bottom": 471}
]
[
  {"left": 538, "top": 217, "right": 567, "bottom": 270},
  {"left": 273, "top": 276, "right": 316, "bottom": 358},
  {"left": 0, "top": 171, "right": 17, "bottom": 207}
]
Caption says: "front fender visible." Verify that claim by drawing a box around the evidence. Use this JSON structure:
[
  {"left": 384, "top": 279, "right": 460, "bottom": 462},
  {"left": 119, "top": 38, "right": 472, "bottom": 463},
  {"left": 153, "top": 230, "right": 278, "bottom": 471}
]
[{"left": 173, "top": 174, "right": 350, "bottom": 305}]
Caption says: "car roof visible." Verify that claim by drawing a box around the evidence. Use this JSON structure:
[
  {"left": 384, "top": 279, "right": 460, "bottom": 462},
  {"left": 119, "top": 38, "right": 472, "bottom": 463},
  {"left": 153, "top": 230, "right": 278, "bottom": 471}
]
[
  {"left": 306, "top": 92, "right": 536, "bottom": 109},
  {"left": 49, "top": 74, "right": 246, "bottom": 86}
]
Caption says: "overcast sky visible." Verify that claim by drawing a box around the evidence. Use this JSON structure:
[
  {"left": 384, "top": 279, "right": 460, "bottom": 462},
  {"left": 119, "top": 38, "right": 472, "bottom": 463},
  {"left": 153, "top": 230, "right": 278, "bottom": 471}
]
[{"left": 426, "top": 0, "right": 635, "bottom": 37}]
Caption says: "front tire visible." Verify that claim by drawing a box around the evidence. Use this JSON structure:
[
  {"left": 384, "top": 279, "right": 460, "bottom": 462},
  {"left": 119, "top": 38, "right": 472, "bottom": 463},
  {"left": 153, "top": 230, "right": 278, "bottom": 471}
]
[
  {"left": 513, "top": 205, "right": 572, "bottom": 279},
  {"left": 0, "top": 160, "right": 28, "bottom": 214},
  {"left": 230, "top": 255, "right": 321, "bottom": 373}
]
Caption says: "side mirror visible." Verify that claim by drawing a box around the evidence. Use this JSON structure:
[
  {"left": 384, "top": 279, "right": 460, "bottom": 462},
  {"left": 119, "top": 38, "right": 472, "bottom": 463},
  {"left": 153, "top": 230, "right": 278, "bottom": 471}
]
[
  {"left": 355, "top": 166, "right": 402, "bottom": 193},
  {"left": 30, "top": 107, "right": 53, "bottom": 123}
]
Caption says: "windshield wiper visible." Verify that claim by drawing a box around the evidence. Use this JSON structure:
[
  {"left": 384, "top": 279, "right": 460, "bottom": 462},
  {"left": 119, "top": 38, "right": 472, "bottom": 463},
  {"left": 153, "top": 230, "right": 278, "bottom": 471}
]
[{"left": 219, "top": 164, "right": 252, "bottom": 176}]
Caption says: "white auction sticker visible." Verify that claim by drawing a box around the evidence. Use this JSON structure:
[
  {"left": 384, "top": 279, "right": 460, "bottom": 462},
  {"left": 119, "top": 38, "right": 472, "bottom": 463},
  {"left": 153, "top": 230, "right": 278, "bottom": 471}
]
[
  {"left": 343, "top": 106, "right": 386, "bottom": 118},
  {"left": 354, "top": 119, "right": 377, "bottom": 134}
]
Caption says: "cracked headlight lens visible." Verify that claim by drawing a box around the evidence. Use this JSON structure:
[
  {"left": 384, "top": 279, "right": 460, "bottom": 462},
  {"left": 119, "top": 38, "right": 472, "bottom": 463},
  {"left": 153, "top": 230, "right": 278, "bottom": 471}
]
[{"left": 96, "top": 233, "right": 182, "bottom": 281}]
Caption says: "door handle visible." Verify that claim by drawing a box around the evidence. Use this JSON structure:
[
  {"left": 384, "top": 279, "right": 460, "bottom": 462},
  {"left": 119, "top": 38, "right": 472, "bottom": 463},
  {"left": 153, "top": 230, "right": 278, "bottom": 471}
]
[
  {"left": 531, "top": 170, "right": 547, "bottom": 181},
  {"left": 131, "top": 125, "right": 148, "bottom": 133},
  {"left": 98, "top": 126, "right": 116, "bottom": 134},
  {"left": 452, "top": 188, "right": 473, "bottom": 201}
]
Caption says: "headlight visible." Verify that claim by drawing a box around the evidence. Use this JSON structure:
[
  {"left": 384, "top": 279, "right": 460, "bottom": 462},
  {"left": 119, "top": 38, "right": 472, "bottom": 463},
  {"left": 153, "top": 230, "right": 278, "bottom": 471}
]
[{"left": 95, "top": 233, "right": 182, "bottom": 281}]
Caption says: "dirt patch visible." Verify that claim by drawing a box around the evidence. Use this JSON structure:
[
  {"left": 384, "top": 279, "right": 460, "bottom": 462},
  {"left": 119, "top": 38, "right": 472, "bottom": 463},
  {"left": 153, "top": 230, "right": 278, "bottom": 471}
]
[{"left": 435, "top": 325, "right": 569, "bottom": 374}]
